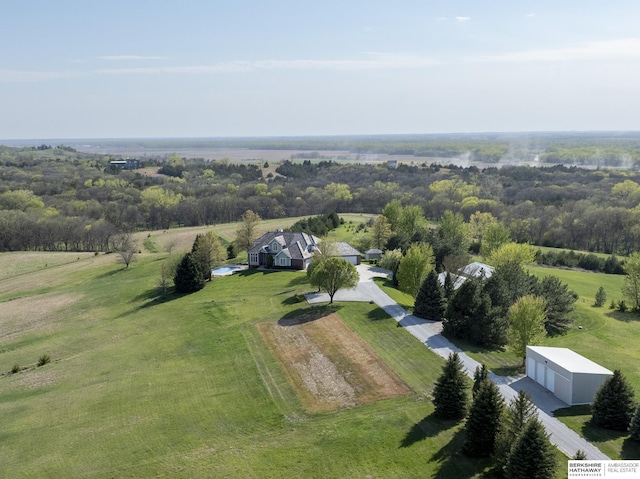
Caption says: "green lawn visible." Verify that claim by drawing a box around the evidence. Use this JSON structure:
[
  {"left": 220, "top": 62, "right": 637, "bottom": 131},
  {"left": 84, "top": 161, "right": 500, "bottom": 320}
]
[{"left": 1, "top": 251, "right": 504, "bottom": 478}]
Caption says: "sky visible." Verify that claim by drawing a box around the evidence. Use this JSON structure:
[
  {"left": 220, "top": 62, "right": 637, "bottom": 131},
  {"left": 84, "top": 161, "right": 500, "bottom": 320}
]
[{"left": 2, "top": 1, "right": 640, "bottom": 139}]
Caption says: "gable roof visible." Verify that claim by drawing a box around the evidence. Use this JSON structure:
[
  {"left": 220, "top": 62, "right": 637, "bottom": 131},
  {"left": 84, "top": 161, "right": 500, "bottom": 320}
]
[
  {"left": 332, "top": 242, "right": 362, "bottom": 257},
  {"left": 249, "top": 231, "right": 320, "bottom": 259}
]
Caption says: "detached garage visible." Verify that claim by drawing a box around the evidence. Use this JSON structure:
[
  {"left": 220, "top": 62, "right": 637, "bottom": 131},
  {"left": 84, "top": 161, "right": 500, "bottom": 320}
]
[
  {"left": 331, "top": 242, "right": 362, "bottom": 265},
  {"left": 526, "top": 346, "right": 613, "bottom": 406}
]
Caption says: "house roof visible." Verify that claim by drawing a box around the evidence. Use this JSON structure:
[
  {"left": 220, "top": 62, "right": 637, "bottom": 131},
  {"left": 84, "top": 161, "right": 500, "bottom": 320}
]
[
  {"left": 249, "top": 231, "right": 319, "bottom": 259},
  {"left": 460, "top": 262, "right": 494, "bottom": 278},
  {"left": 332, "top": 242, "right": 362, "bottom": 257},
  {"left": 527, "top": 346, "right": 613, "bottom": 375},
  {"left": 365, "top": 248, "right": 383, "bottom": 254}
]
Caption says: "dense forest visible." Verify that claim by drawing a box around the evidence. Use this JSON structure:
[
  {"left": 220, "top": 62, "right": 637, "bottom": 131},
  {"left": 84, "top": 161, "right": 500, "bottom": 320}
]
[{"left": 2, "top": 141, "right": 640, "bottom": 255}]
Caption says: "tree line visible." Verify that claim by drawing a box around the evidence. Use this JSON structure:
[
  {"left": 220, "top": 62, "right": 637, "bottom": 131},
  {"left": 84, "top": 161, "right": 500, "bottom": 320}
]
[{"left": 3, "top": 144, "right": 640, "bottom": 254}]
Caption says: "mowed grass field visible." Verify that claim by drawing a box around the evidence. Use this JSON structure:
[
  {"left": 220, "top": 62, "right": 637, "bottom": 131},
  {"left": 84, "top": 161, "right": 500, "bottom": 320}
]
[{"left": 0, "top": 230, "right": 513, "bottom": 477}]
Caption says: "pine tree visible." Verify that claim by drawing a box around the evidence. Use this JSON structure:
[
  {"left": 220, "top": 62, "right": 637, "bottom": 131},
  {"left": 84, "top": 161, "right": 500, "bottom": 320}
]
[
  {"left": 463, "top": 379, "right": 504, "bottom": 457},
  {"left": 413, "top": 270, "right": 445, "bottom": 320},
  {"left": 628, "top": 405, "right": 640, "bottom": 441},
  {"left": 592, "top": 369, "right": 636, "bottom": 431},
  {"left": 443, "top": 272, "right": 454, "bottom": 300},
  {"left": 174, "top": 253, "right": 205, "bottom": 293},
  {"left": 495, "top": 390, "right": 538, "bottom": 468},
  {"left": 504, "top": 419, "right": 557, "bottom": 479},
  {"left": 594, "top": 286, "right": 607, "bottom": 307},
  {"left": 573, "top": 450, "right": 588, "bottom": 460},
  {"left": 433, "top": 352, "right": 469, "bottom": 420},
  {"left": 472, "top": 364, "right": 488, "bottom": 399}
]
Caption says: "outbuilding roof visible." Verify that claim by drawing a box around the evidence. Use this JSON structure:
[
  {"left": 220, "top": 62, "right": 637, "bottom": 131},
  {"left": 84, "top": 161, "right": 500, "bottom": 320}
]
[
  {"left": 527, "top": 346, "right": 613, "bottom": 375},
  {"left": 332, "top": 242, "right": 362, "bottom": 257}
]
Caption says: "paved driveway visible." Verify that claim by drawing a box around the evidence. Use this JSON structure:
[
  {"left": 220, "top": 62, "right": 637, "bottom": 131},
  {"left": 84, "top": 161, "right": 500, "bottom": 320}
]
[{"left": 306, "top": 264, "right": 609, "bottom": 460}]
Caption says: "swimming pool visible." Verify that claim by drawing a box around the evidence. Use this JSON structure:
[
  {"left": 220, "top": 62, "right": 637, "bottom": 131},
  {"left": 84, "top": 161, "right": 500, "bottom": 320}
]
[{"left": 211, "top": 265, "right": 246, "bottom": 276}]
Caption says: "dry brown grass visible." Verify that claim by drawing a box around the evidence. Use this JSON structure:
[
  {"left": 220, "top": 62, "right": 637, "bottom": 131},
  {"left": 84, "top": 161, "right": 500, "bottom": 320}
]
[
  {"left": 0, "top": 293, "right": 82, "bottom": 342},
  {"left": 0, "top": 253, "right": 116, "bottom": 297},
  {"left": 0, "top": 252, "right": 96, "bottom": 281},
  {"left": 257, "top": 312, "right": 410, "bottom": 413}
]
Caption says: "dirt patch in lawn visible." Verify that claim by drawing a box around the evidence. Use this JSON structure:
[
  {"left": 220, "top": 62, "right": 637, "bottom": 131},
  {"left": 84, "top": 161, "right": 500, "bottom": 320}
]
[{"left": 257, "top": 312, "right": 411, "bottom": 413}]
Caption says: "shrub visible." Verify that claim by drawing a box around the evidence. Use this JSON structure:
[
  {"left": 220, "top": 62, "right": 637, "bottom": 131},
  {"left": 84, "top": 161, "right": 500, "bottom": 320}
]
[
  {"left": 11, "top": 364, "right": 20, "bottom": 374},
  {"left": 594, "top": 286, "right": 607, "bottom": 307},
  {"left": 37, "top": 354, "right": 51, "bottom": 367}
]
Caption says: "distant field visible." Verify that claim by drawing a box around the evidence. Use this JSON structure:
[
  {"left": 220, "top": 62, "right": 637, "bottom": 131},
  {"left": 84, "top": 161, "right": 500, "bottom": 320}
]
[
  {"left": 0, "top": 252, "right": 95, "bottom": 281},
  {"left": 136, "top": 213, "right": 375, "bottom": 254}
]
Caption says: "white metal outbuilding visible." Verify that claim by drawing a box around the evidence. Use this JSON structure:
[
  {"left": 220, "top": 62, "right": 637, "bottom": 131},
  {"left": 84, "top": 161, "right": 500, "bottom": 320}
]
[{"left": 526, "top": 346, "right": 613, "bottom": 406}]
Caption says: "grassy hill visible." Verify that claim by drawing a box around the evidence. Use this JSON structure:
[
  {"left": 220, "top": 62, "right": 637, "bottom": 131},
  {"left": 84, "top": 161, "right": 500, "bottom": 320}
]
[{"left": 0, "top": 218, "right": 505, "bottom": 478}]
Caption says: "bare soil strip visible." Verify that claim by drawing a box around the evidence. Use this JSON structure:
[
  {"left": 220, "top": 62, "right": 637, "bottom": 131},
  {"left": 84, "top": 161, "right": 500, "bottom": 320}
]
[{"left": 257, "top": 312, "right": 411, "bottom": 413}]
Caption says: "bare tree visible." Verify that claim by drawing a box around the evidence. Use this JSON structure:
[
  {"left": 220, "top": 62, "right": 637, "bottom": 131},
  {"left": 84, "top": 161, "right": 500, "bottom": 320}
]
[{"left": 112, "top": 232, "right": 138, "bottom": 268}]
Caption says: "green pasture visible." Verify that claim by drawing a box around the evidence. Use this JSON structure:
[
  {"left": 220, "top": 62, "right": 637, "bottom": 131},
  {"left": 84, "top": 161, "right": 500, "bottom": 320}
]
[{"left": 0, "top": 250, "right": 501, "bottom": 478}]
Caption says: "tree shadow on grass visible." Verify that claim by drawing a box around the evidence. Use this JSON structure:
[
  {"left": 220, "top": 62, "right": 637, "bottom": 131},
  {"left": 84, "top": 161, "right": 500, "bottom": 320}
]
[
  {"left": 367, "top": 308, "right": 389, "bottom": 321},
  {"left": 606, "top": 310, "right": 640, "bottom": 322},
  {"left": 277, "top": 305, "right": 342, "bottom": 326},
  {"left": 287, "top": 274, "right": 310, "bottom": 287},
  {"left": 428, "top": 428, "right": 497, "bottom": 479},
  {"left": 555, "top": 406, "right": 632, "bottom": 449},
  {"left": 399, "top": 412, "right": 460, "bottom": 448},
  {"left": 622, "top": 437, "right": 640, "bottom": 459},
  {"left": 116, "top": 288, "right": 187, "bottom": 318}
]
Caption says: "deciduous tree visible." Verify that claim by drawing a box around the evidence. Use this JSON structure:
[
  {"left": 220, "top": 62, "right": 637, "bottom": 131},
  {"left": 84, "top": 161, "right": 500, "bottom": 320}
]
[
  {"left": 370, "top": 215, "right": 392, "bottom": 250},
  {"left": 397, "top": 243, "right": 435, "bottom": 298},
  {"left": 308, "top": 257, "right": 359, "bottom": 304},
  {"left": 508, "top": 295, "right": 547, "bottom": 362},
  {"left": 191, "top": 231, "right": 225, "bottom": 282},
  {"left": 111, "top": 232, "right": 137, "bottom": 268},
  {"left": 235, "top": 209, "right": 261, "bottom": 253},
  {"left": 623, "top": 252, "right": 640, "bottom": 311}
]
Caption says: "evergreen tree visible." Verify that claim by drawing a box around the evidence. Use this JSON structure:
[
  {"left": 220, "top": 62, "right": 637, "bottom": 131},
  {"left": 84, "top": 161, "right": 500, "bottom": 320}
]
[
  {"left": 433, "top": 352, "right": 469, "bottom": 420},
  {"left": 573, "top": 450, "right": 588, "bottom": 460},
  {"left": 594, "top": 286, "right": 607, "bottom": 307},
  {"left": 472, "top": 364, "right": 488, "bottom": 399},
  {"left": 592, "top": 370, "right": 636, "bottom": 431},
  {"left": 174, "top": 253, "right": 206, "bottom": 293},
  {"left": 413, "top": 270, "right": 445, "bottom": 320},
  {"left": 628, "top": 404, "right": 640, "bottom": 441},
  {"left": 191, "top": 232, "right": 224, "bottom": 282},
  {"left": 504, "top": 419, "right": 557, "bottom": 479},
  {"left": 537, "top": 275, "right": 577, "bottom": 335},
  {"left": 443, "top": 272, "right": 455, "bottom": 301},
  {"left": 495, "top": 390, "right": 538, "bottom": 468},
  {"left": 463, "top": 379, "right": 504, "bottom": 457}
]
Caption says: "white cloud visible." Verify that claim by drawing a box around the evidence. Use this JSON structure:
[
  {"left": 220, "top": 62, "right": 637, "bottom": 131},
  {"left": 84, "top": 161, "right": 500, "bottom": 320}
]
[
  {"left": 98, "top": 55, "right": 167, "bottom": 61},
  {"left": 437, "top": 16, "right": 447, "bottom": 22},
  {"left": 525, "top": 13, "right": 536, "bottom": 18},
  {"left": 455, "top": 16, "right": 470, "bottom": 22},
  {"left": 481, "top": 38, "right": 640, "bottom": 63}
]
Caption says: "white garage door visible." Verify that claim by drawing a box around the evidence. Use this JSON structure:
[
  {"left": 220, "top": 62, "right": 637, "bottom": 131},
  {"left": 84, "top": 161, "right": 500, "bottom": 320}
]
[
  {"left": 527, "top": 357, "right": 536, "bottom": 380},
  {"left": 546, "top": 367, "right": 555, "bottom": 393},
  {"left": 341, "top": 255, "right": 359, "bottom": 265}
]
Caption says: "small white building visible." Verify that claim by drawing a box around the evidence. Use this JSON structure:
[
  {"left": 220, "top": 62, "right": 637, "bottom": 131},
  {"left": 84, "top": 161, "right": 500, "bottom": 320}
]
[{"left": 526, "top": 346, "right": 613, "bottom": 406}]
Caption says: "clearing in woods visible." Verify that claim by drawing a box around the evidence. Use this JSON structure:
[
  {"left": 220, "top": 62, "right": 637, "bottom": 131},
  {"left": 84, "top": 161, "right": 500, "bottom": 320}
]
[{"left": 257, "top": 311, "right": 411, "bottom": 413}]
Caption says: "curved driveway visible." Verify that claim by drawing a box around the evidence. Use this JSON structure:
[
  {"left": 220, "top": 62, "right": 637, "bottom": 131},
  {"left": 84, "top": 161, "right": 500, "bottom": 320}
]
[{"left": 307, "top": 264, "right": 609, "bottom": 460}]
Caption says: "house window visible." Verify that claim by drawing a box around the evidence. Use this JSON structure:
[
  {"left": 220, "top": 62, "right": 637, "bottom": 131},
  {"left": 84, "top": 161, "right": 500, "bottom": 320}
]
[
  {"left": 272, "top": 243, "right": 278, "bottom": 251},
  {"left": 280, "top": 258, "right": 287, "bottom": 266},
  {"left": 250, "top": 253, "right": 258, "bottom": 264}
]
